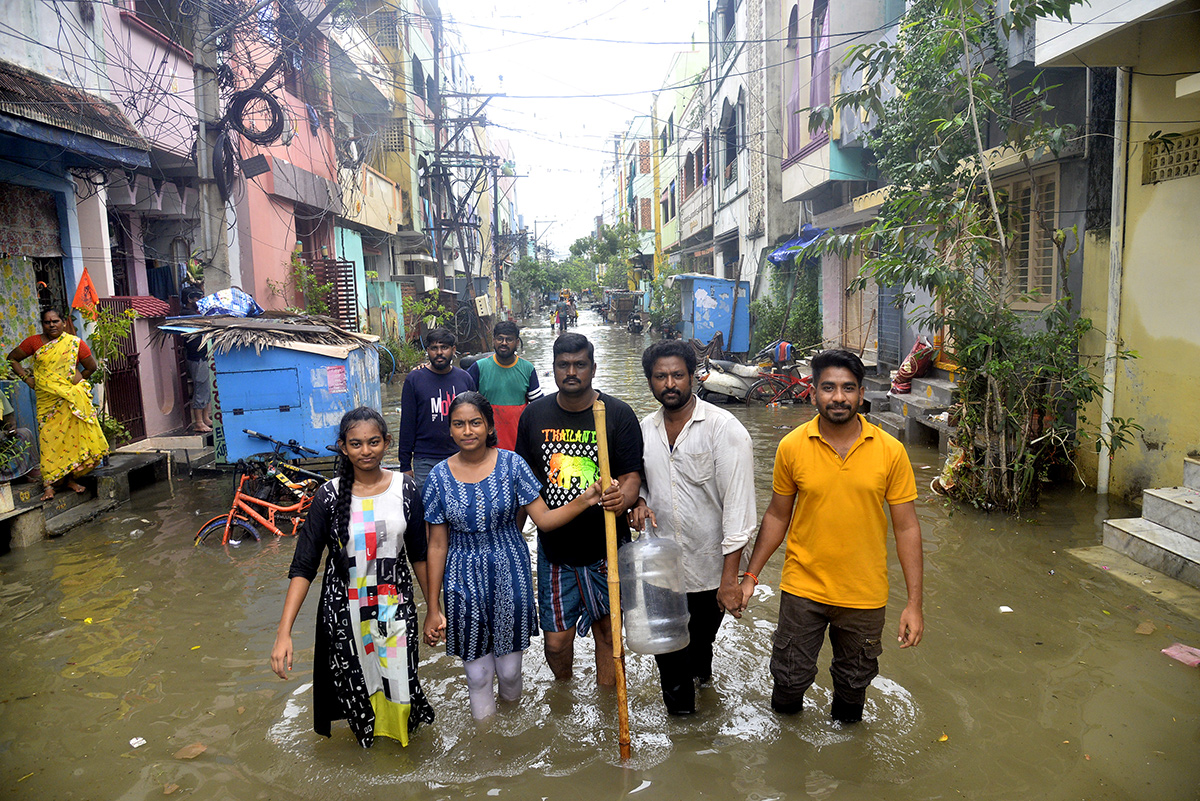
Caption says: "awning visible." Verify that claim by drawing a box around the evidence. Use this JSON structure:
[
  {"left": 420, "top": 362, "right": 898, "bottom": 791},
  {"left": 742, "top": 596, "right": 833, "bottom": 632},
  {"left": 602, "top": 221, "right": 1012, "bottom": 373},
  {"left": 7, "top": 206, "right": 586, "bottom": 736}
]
[
  {"left": 0, "top": 59, "right": 150, "bottom": 168},
  {"left": 767, "top": 224, "right": 825, "bottom": 264}
]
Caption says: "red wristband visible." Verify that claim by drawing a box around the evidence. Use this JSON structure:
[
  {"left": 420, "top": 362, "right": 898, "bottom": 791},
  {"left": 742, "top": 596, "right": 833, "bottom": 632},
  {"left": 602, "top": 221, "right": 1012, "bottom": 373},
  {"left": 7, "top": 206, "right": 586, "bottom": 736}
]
[{"left": 742, "top": 571, "right": 759, "bottom": 585}]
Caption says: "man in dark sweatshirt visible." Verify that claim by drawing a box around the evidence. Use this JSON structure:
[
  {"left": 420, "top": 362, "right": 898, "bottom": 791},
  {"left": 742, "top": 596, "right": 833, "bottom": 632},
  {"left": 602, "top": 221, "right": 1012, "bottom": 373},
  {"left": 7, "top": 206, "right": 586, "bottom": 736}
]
[{"left": 396, "top": 327, "right": 476, "bottom": 488}]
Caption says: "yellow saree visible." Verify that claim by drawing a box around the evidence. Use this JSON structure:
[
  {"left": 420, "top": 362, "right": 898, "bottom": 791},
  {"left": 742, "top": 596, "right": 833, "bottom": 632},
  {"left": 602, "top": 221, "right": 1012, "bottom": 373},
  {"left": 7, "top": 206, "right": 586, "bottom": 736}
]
[{"left": 32, "top": 335, "right": 108, "bottom": 484}]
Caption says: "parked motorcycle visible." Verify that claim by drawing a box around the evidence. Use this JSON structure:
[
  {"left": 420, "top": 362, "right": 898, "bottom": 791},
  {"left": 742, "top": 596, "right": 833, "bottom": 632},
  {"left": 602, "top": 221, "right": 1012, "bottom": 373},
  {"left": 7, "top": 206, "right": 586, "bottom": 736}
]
[
  {"left": 627, "top": 312, "right": 645, "bottom": 334},
  {"left": 696, "top": 340, "right": 797, "bottom": 404}
]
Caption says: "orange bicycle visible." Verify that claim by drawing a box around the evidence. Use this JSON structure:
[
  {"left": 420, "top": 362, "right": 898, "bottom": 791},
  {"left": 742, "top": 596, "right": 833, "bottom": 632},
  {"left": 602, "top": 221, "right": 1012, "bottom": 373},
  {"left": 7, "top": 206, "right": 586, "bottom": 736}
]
[{"left": 194, "top": 430, "right": 327, "bottom": 546}]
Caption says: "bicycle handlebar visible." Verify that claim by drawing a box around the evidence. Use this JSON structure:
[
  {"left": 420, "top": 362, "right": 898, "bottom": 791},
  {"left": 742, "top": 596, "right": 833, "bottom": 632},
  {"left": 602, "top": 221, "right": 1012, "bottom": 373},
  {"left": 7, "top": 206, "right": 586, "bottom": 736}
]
[{"left": 242, "top": 429, "right": 320, "bottom": 456}]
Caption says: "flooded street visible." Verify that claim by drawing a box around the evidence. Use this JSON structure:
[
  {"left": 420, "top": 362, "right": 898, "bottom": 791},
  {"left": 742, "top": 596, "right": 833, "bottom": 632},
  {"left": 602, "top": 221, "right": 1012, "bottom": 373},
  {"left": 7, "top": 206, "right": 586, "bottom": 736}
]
[{"left": 2, "top": 310, "right": 1199, "bottom": 800}]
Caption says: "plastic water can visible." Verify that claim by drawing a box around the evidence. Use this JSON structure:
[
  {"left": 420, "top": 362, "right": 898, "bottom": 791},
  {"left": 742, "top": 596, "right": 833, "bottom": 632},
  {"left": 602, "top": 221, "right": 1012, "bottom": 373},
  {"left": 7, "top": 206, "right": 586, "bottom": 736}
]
[{"left": 620, "top": 525, "right": 690, "bottom": 654}]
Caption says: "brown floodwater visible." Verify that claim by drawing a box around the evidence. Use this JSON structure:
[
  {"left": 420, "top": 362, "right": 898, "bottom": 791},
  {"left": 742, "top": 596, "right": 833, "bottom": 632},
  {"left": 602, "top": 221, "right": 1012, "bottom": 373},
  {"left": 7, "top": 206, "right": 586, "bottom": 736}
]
[{"left": 2, "top": 310, "right": 1198, "bottom": 800}]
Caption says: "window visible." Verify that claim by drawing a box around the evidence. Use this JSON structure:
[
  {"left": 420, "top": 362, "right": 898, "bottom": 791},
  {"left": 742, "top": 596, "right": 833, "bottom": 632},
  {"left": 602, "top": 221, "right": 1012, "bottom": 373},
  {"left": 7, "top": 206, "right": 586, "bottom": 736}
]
[
  {"left": 785, "top": 5, "right": 802, "bottom": 157},
  {"left": 684, "top": 152, "right": 696, "bottom": 198},
  {"left": 717, "top": 0, "right": 736, "bottom": 63},
  {"left": 810, "top": 0, "right": 831, "bottom": 114},
  {"left": 721, "top": 98, "right": 742, "bottom": 185},
  {"left": 668, "top": 113, "right": 675, "bottom": 144},
  {"left": 283, "top": 35, "right": 329, "bottom": 110},
  {"left": 373, "top": 10, "right": 398, "bottom": 48},
  {"left": 996, "top": 169, "right": 1058, "bottom": 307},
  {"left": 412, "top": 56, "right": 425, "bottom": 100},
  {"left": 669, "top": 180, "right": 677, "bottom": 220}
]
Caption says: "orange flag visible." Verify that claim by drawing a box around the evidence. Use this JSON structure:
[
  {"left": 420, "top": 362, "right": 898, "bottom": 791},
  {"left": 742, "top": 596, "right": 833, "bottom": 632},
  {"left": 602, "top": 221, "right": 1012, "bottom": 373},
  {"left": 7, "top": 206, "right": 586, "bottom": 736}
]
[{"left": 72, "top": 267, "right": 99, "bottom": 311}]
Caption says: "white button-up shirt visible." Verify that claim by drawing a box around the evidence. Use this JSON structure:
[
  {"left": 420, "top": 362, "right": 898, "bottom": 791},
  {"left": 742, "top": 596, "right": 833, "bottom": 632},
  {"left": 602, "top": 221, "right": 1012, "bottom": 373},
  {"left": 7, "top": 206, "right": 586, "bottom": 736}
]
[{"left": 639, "top": 398, "right": 757, "bottom": 593}]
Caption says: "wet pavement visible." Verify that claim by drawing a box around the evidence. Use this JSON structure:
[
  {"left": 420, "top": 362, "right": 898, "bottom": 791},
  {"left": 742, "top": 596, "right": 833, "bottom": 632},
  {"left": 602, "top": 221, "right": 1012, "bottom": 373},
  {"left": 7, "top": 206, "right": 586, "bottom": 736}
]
[{"left": 2, "top": 310, "right": 1199, "bottom": 800}]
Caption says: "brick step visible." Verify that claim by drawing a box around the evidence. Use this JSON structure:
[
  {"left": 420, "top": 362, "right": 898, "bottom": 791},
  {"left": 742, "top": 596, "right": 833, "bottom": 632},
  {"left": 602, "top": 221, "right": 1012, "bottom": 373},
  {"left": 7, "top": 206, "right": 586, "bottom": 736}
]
[
  {"left": 863, "top": 390, "right": 890, "bottom": 415},
  {"left": 909, "top": 376, "right": 958, "bottom": 407},
  {"left": 41, "top": 483, "right": 98, "bottom": 519},
  {"left": 1185, "top": 458, "right": 1200, "bottom": 492},
  {"left": 890, "top": 393, "right": 947, "bottom": 418},
  {"left": 862, "top": 375, "right": 891, "bottom": 393},
  {"left": 867, "top": 411, "right": 905, "bottom": 441},
  {"left": 1142, "top": 486, "right": 1200, "bottom": 542},
  {"left": 45, "top": 497, "right": 118, "bottom": 537},
  {"left": 1103, "top": 517, "right": 1200, "bottom": 589}
]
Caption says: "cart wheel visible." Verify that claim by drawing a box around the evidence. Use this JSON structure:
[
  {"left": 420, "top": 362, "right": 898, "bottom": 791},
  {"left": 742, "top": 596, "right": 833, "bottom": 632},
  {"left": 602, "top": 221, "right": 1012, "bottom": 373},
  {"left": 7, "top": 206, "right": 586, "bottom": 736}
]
[
  {"left": 747, "top": 378, "right": 784, "bottom": 405},
  {"left": 195, "top": 516, "right": 260, "bottom": 546}
]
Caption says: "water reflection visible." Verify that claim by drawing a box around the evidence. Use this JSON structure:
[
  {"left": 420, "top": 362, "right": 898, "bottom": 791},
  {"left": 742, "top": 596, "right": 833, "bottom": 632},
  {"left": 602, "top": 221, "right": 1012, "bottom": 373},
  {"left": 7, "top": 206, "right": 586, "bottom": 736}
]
[{"left": 1, "top": 309, "right": 1198, "bottom": 799}]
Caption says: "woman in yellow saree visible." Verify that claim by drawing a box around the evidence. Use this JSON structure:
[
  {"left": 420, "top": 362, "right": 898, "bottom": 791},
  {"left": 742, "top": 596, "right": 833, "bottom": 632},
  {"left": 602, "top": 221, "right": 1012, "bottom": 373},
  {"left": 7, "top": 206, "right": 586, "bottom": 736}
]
[{"left": 7, "top": 308, "right": 108, "bottom": 500}]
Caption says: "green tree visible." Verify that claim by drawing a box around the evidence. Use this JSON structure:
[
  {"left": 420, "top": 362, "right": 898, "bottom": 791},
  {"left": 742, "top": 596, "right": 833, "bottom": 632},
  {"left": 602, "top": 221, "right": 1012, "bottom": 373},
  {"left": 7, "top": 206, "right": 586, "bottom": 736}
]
[
  {"left": 573, "top": 223, "right": 640, "bottom": 290},
  {"left": 809, "top": 0, "right": 1137, "bottom": 512},
  {"left": 749, "top": 258, "right": 821, "bottom": 354},
  {"left": 508, "top": 256, "right": 549, "bottom": 309}
]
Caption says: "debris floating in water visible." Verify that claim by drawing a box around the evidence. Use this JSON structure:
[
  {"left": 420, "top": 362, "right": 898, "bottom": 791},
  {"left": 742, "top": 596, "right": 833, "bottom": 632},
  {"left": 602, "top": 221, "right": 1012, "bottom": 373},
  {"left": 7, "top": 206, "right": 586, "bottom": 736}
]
[
  {"left": 129, "top": 737, "right": 147, "bottom": 748},
  {"left": 1161, "top": 643, "right": 1200, "bottom": 667},
  {"left": 999, "top": 606, "right": 1014, "bottom": 613}
]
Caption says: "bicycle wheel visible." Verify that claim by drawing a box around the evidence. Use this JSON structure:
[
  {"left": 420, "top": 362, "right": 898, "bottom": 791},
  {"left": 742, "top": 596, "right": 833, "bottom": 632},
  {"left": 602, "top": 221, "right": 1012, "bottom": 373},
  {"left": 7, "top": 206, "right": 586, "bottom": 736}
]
[
  {"left": 782, "top": 381, "right": 812, "bottom": 403},
  {"left": 195, "top": 515, "right": 260, "bottom": 546},
  {"left": 747, "top": 378, "right": 785, "bottom": 404}
]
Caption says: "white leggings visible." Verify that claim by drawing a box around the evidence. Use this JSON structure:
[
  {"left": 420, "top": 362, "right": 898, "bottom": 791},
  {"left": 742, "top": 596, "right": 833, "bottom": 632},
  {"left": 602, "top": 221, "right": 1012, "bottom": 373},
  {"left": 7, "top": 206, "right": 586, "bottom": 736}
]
[{"left": 462, "top": 651, "right": 524, "bottom": 720}]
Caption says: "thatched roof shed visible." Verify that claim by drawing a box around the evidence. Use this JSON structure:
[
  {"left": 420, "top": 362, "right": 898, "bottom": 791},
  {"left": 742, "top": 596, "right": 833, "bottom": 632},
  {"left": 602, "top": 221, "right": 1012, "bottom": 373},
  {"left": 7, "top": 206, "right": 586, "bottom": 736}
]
[{"left": 158, "top": 312, "right": 379, "bottom": 357}]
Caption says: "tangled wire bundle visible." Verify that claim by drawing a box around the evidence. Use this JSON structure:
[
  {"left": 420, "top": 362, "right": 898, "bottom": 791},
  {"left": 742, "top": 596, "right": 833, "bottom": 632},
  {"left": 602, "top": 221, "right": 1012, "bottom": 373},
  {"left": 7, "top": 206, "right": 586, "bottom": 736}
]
[{"left": 225, "top": 89, "right": 285, "bottom": 145}]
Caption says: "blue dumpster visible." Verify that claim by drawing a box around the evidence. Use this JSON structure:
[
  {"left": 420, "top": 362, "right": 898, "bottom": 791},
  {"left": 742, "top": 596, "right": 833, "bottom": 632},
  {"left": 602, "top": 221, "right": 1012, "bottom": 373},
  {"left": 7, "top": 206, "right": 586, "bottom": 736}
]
[
  {"left": 670, "top": 274, "right": 751, "bottom": 353},
  {"left": 160, "top": 316, "right": 381, "bottom": 463}
]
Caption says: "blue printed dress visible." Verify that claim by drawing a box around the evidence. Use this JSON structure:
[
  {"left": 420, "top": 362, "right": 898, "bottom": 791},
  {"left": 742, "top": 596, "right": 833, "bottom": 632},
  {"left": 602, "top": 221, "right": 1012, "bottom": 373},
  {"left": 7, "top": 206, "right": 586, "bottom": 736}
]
[{"left": 423, "top": 450, "right": 541, "bottom": 661}]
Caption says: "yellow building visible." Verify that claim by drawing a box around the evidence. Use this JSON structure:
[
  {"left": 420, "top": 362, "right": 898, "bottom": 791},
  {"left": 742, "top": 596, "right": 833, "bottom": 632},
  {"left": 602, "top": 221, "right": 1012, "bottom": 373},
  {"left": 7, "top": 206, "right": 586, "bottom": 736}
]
[{"left": 1039, "top": 0, "right": 1200, "bottom": 497}]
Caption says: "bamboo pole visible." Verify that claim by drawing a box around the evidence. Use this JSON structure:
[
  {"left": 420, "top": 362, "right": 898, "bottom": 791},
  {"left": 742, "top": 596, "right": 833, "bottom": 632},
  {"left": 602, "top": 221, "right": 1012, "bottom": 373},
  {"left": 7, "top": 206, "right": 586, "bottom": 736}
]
[{"left": 593, "top": 399, "right": 631, "bottom": 760}]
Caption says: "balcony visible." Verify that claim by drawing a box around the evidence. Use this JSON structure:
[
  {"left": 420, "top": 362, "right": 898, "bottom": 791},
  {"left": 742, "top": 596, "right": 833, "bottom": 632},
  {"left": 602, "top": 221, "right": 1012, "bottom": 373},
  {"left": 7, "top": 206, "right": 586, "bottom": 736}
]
[{"left": 720, "top": 28, "right": 736, "bottom": 64}]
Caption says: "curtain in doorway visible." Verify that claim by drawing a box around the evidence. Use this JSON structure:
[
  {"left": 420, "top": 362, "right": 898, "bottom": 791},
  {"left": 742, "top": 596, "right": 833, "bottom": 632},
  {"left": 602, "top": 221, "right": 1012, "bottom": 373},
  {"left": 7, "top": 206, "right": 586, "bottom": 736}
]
[{"left": 0, "top": 183, "right": 63, "bottom": 258}]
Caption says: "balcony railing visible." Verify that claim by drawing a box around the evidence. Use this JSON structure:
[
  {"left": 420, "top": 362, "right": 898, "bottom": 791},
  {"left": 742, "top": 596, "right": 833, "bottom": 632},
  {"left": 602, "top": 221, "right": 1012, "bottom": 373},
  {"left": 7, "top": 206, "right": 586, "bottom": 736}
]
[{"left": 720, "top": 28, "right": 736, "bottom": 64}]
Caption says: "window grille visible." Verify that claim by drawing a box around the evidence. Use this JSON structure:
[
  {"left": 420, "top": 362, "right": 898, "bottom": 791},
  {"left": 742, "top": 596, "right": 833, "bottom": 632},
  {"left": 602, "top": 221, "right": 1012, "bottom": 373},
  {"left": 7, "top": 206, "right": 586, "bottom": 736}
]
[
  {"left": 997, "top": 169, "right": 1058, "bottom": 307},
  {"left": 373, "top": 11, "right": 399, "bottom": 48},
  {"left": 1143, "top": 129, "right": 1200, "bottom": 185},
  {"left": 382, "top": 117, "right": 407, "bottom": 152}
]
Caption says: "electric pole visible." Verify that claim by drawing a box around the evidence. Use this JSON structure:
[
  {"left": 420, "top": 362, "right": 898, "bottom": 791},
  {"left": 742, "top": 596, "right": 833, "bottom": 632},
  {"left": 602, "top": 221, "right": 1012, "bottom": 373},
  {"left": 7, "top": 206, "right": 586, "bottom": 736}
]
[{"left": 193, "top": 8, "right": 231, "bottom": 291}]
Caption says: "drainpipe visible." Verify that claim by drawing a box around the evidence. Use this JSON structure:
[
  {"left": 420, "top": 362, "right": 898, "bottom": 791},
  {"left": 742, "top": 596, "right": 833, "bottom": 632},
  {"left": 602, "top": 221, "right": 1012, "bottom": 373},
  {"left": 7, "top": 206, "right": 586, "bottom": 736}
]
[{"left": 1097, "top": 66, "right": 1131, "bottom": 495}]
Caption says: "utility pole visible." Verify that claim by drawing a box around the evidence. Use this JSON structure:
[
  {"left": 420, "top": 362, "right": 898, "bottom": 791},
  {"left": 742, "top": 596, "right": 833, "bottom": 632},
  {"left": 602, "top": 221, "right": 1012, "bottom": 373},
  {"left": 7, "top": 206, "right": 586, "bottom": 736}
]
[
  {"left": 431, "top": 10, "right": 445, "bottom": 292},
  {"left": 193, "top": 9, "right": 231, "bottom": 291},
  {"left": 651, "top": 96, "right": 663, "bottom": 281},
  {"left": 492, "top": 162, "right": 501, "bottom": 315}
]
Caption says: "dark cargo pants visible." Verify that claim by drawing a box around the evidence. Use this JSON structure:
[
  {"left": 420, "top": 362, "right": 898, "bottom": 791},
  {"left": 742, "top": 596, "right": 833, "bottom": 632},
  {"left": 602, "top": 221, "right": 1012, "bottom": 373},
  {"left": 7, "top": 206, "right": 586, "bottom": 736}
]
[{"left": 770, "top": 591, "right": 885, "bottom": 715}]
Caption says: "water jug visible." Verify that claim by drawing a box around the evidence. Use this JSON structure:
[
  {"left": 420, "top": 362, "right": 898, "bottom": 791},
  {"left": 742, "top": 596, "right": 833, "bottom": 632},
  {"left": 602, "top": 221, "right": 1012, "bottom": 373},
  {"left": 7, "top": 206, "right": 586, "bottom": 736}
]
[{"left": 620, "top": 524, "right": 690, "bottom": 654}]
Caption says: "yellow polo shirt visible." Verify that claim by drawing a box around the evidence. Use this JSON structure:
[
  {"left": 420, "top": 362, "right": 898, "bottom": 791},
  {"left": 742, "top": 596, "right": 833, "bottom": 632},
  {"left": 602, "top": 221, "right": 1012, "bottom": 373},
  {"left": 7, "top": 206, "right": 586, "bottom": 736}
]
[{"left": 772, "top": 415, "right": 917, "bottom": 609}]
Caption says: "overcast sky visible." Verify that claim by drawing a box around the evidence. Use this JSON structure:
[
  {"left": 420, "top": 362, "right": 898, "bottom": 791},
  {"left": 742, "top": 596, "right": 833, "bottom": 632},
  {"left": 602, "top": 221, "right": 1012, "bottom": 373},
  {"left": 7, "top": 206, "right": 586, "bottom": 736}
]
[{"left": 439, "top": 0, "right": 709, "bottom": 257}]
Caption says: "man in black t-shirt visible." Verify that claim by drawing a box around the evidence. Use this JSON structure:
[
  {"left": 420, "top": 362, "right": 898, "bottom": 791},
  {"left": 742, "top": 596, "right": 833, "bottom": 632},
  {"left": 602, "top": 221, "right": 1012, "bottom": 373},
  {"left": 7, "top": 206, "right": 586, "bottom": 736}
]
[{"left": 516, "top": 333, "right": 643, "bottom": 686}]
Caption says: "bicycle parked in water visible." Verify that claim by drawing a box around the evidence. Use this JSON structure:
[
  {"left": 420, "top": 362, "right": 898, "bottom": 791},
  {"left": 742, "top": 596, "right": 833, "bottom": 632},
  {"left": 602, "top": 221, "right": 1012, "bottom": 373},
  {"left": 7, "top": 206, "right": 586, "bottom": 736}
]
[{"left": 194, "top": 430, "right": 326, "bottom": 546}]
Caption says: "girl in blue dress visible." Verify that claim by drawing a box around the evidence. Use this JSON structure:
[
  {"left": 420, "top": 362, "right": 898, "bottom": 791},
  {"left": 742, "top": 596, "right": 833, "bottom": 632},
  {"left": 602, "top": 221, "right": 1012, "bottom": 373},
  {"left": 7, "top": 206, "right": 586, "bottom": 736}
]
[{"left": 422, "top": 391, "right": 615, "bottom": 719}]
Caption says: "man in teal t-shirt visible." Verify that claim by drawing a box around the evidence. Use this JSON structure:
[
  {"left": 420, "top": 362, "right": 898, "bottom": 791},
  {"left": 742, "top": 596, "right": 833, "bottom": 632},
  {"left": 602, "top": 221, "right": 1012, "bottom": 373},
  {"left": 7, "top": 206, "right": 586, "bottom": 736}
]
[{"left": 467, "top": 321, "right": 542, "bottom": 450}]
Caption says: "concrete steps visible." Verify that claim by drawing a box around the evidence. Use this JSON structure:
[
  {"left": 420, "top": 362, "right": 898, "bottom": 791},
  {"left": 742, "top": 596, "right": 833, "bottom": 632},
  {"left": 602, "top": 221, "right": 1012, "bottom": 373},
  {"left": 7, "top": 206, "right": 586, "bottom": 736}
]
[
  {"left": 1142, "top": 486, "right": 1200, "bottom": 542},
  {"left": 867, "top": 410, "right": 905, "bottom": 440},
  {"left": 1, "top": 452, "right": 169, "bottom": 548},
  {"left": 1103, "top": 517, "right": 1200, "bottom": 588},
  {"left": 910, "top": 376, "right": 959, "bottom": 406},
  {"left": 1102, "top": 459, "right": 1200, "bottom": 590},
  {"left": 46, "top": 497, "right": 119, "bottom": 537}
]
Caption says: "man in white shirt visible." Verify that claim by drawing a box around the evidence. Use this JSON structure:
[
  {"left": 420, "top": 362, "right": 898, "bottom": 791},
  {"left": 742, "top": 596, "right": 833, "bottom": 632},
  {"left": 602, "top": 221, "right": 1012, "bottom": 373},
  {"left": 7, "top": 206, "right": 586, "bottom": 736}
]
[{"left": 629, "top": 340, "right": 757, "bottom": 715}]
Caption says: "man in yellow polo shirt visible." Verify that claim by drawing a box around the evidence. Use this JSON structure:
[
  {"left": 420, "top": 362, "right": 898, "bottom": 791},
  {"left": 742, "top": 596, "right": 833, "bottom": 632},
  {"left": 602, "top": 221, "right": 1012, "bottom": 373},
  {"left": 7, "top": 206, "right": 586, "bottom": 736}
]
[{"left": 737, "top": 349, "right": 924, "bottom": 723}]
